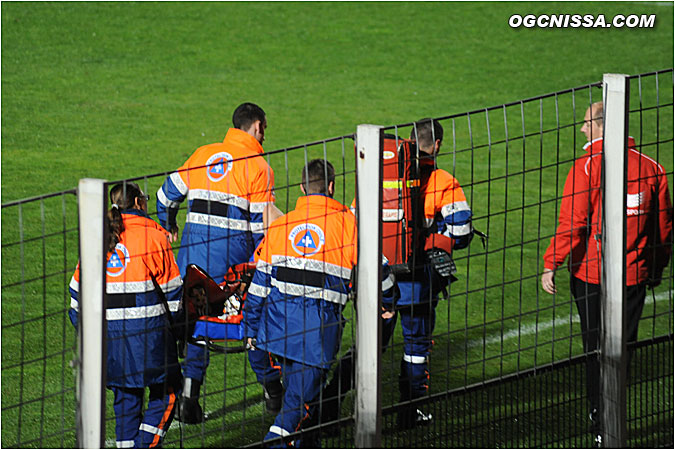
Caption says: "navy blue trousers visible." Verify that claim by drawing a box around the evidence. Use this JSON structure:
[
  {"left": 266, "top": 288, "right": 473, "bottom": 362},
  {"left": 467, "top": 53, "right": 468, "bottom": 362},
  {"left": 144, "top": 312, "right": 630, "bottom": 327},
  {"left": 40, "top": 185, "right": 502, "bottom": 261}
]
[
  {"left": 110, "top": 376, "right": 181, "bottom": 448},
  {"left": 264, "top": 358, "right": 326, "bottom": 448}
]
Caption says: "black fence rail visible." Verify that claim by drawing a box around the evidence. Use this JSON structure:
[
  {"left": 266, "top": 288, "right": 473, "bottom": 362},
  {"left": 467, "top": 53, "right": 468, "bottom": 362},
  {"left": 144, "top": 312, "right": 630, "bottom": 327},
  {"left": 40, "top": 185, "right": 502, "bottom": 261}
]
[
  {"left": 1, "top": 191, "right": 79, "bottom": 448},
  {"left": 298, "top": 335, "right": 671, "bottom": 449},
  {"left": 1, "top": 70, "right": 672, "bottom": 448}
]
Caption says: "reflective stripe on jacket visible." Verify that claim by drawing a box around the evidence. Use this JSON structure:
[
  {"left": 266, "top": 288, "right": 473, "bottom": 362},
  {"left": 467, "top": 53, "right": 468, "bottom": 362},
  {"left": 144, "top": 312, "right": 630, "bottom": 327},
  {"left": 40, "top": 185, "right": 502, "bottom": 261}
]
[
  {"left": 69, "top": 210, "right": 183, "bottom": 388},
  {"left": 243, "top": 194, "right": 397, "bottom": 369},
  {"left": 420, "top": 161, "right": 473, "bottom": 250},
  {"left": 156, "top": 128, "right": 275, "bottom": 278},
  {"left": 543, "top": 137, "right": 673, "bottom": 285}
]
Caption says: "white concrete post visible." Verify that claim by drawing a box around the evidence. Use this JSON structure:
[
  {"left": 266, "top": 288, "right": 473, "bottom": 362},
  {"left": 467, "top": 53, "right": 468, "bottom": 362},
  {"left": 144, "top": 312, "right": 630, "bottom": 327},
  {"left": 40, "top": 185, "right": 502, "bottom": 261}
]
[
  {"left": 601, "top": 73, "right": 629, "bottom": 448},
  {"left": 354, "top": 124, "right": 384, "bottom": 448},
  {"left": 76, "top": 178, "right": 107, "bottom": 448}
]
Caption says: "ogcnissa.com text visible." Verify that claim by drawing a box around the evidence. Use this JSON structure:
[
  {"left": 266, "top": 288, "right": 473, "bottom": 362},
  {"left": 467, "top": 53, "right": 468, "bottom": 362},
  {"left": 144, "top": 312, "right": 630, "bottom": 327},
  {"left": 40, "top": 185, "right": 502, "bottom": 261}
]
[{"left": 509, "top": 14, "right": 656, "bottom": 29}]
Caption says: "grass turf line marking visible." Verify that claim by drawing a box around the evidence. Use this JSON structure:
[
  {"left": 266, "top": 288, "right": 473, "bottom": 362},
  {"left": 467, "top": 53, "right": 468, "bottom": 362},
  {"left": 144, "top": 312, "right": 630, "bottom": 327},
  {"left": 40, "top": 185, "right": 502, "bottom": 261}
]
[
  {"left": 466, "top": 290, "right": 671, "bottom": 349},
  {"left": 104, "top": 291, "right": 670, "bottom": 444}
]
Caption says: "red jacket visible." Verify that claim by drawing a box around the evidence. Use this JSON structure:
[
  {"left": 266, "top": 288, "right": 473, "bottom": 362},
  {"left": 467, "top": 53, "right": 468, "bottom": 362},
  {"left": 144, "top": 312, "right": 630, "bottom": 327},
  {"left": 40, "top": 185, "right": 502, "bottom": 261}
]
[{"left": 543, "top": 137, "right": 673, "bottom": 285}]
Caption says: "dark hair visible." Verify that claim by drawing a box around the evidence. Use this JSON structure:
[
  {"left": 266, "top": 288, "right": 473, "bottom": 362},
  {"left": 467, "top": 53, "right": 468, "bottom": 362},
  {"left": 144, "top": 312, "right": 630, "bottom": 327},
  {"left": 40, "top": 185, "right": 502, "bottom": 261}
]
[
  {"left": 232, "top": 102, "right": 266, "bottom": 131},
  {"left": 107, "top": 182, "right": 143, "bottom": 252},
  {"left": 302, "top": 159, "right": 335, "bottom": 195},
  {"left": 410, "top": 118, "right": 444, "bottom": 152}
]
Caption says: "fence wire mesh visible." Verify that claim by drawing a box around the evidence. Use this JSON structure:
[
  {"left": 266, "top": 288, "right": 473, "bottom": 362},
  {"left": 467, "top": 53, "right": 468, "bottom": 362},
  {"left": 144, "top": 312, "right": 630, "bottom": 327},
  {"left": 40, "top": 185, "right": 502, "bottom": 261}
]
[
  {"left": 363, "top": 70, "right": 672, "bottom": 448},
  {"left": 1, "top": 70, "right": 672, "bottom": 448},
  {"left": 147, "top": 134, "right": 359, "bottom": 449},
  {"left": 361, "top": 70, "right": 673, "bottom": 448},
  {"left": 1, "top": 191, "right": 79, "bottom": 448}
]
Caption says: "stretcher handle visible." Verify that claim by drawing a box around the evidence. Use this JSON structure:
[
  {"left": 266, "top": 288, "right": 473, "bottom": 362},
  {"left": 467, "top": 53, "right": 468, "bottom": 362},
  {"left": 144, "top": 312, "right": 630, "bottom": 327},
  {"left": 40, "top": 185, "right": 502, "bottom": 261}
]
[{"left": 187, "top": 336, "right": 249, "bottom": 354}]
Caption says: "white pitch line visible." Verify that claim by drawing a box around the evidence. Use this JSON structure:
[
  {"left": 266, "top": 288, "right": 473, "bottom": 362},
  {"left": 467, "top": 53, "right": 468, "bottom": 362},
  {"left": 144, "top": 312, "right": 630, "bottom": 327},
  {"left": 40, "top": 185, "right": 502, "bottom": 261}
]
[
  {"left": 467, "top": 314, "right": 580, "bottom": 349},
  {"left": 103, "top": 291, "right": 671, "bottom": 444},
  {"left": 627, "top": 1, "right": 673, "bottom": 6},
  {"left": 466, "top": 290, "right": 671, "bottom": 349}
]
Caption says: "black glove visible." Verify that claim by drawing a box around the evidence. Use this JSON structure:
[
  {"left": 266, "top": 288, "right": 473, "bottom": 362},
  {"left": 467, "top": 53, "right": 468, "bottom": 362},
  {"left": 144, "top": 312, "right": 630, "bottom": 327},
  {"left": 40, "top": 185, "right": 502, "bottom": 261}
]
[{"left": 427, "top": 249, "right": 457, "bottom": 278}]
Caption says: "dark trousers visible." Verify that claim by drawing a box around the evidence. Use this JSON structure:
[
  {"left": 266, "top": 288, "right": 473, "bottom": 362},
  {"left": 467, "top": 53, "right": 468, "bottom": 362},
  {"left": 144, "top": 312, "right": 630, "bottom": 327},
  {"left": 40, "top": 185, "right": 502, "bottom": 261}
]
[
  {"left": 397, "top": 304, "right": 436, "bottom": 401},
  {"left": 313, "top": 313, "right": 397, "bottom": 424},
  {"left": 317, "top": 302, "right": 437, "bottom": 424},
  {"left": 111, "top": 376, "right": 181, "bottom": 448},
  {"left": 183, "top": 342, "right": 209, "bottom": 381},
  {"left": 570, "top": 276, "right": 646, "bottom": 412},
  {"left": 248, "top": 348, "right": 282, "bottom": 385},
  {"left": 264, "top": 359, "right": 327, "bottom": 448}
]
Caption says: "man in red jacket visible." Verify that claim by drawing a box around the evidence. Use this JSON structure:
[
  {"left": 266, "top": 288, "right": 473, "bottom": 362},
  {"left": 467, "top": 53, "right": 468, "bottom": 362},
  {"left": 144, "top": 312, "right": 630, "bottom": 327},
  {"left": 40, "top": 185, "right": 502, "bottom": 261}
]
[{"left": 541, "top": 101, "right": 673, "bottom": 444}]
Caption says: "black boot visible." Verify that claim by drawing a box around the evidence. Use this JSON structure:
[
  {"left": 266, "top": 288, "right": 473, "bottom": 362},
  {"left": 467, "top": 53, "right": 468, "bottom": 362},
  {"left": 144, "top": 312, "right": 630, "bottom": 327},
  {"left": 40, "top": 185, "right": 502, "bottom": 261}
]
[
  {"left": 589, "top": 408, "right": 602, "bottom": 448},
  {"left": 397, "top": 405, "right": 433, "bottom": 430},
  {"left": 176, "top": 377, "right": 204, "bottom": 424},
  {"left": 398, "top": 360, "right": 433, "bottom": 430},
  {"left": 263, "top": 379, "right": 283, "bottom": 414},
  {"left": 320, "top": 350, "right": 355, "bottom": 424}
]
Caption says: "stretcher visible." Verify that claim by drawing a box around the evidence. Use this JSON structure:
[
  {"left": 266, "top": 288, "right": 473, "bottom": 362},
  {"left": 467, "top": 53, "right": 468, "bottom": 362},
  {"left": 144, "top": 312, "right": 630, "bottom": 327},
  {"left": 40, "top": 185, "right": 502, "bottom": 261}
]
[{"left": 179, "top": 262, "right": 257, "bottom": 354}]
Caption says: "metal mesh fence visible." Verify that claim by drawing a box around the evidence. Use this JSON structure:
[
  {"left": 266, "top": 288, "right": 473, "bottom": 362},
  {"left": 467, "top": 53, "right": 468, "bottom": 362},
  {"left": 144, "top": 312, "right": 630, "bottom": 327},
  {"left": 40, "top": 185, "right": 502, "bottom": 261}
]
[
  {"left": 378, "top": 335, "right": 672, "bottom": 448},
  {"left": 1, "top": 191, "right": 80, "bottom": 448},
  {"left": 315, "top": 70, "right": 673, "bottom": 447},
  {"left": 361, "top": 70, "right": 673, "bottom": 448},
  {"left": 628, "top": 71, "right": 675, "bottom": 340},
  {"left": 146, "top": 134, "right": 360, "bottom": 448},
  {"left": 1, "top": 70, "right": 672, "bottom": 448}
]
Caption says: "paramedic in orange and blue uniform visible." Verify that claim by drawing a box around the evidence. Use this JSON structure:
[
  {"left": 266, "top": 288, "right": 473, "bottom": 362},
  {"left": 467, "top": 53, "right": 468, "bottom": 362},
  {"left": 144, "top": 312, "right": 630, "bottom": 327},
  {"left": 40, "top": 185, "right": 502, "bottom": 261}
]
[
  {"left": 243, "top": 159, "right": 398, "bottom": 447},
  {"left": 317, "top": 119, "right": 473, "bottom": 430},
  {"left": 388, "top": 118, "right": 475, "bottom": 428},
  {"left": 156, "top": 103, "right": 283, "bottom": 422},
  {"left": 69, "top": 182, "right": 183, "bottom": 448}
]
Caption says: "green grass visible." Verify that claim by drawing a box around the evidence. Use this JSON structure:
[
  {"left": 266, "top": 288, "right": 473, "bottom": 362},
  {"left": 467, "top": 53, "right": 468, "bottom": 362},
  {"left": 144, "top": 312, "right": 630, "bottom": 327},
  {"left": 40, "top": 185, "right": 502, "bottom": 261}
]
[
  {"left": 1, "top": 2, "right": 673, "bottom": 448},
  {"left": 2, "top": 2, "right": 674, "bottom": 201}
]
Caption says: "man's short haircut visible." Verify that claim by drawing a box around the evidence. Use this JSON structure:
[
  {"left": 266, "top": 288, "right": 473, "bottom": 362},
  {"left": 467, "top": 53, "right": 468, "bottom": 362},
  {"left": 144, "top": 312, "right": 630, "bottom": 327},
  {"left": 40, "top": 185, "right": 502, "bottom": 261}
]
[
  {"left": 302, "top": 159, "right": 335, "bottom": 195},
  {"left": 590, "top": 101, "right": 604, "bottom": 127},
  {"left": 411, "top": 118, "right": 444, "bottom": 151},
  {"left": 232, "top": 103, "right": 266, "bottom": 130}
]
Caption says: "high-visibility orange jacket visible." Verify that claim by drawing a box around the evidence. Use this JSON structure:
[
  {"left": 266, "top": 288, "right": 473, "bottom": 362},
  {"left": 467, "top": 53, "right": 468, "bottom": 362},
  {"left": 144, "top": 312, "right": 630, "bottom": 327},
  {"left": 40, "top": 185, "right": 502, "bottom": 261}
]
[
  {"left": 543, "top": 137, "right": 673, "bottom": 285},
  {"left": 352, "top": 159, "right": 473, "bottom": 251},
  {"left": 157, "top": 128, "right": 275, "bottom": 280},
  {"left": 69, "top": 210, "right": 183, "bottom": 388},
  {"left": 420, "top": 159, "right": 473, "bottom": 249},
  {"left": 243, "top": 194, "right": 397, "bottom": 368},
  {"left": 398, "top": 160, "right": 473, "bottom": 304}
]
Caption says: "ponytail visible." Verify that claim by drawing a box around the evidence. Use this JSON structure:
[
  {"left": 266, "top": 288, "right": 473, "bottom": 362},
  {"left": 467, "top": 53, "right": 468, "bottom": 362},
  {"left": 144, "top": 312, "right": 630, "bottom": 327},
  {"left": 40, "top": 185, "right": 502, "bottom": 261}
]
[
  {"left": 107, "top": 206, "right": 124, "bottom": 252},
  {"left": 107, "top": 182, "right": 143, "bottom": 253}
]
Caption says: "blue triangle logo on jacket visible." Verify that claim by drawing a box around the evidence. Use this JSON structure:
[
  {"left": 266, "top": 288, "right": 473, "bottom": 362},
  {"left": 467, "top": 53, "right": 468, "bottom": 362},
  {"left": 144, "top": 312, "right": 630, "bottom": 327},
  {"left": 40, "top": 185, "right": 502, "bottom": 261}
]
[
  {"left": 209, "top": 159, "right": 225, "bottom": 175},
  {"left": 298, "top": 231, "right": 316, "bottom": 249},
  {"left": 108, "top": 253, "right": 123, "bottom": 268}
]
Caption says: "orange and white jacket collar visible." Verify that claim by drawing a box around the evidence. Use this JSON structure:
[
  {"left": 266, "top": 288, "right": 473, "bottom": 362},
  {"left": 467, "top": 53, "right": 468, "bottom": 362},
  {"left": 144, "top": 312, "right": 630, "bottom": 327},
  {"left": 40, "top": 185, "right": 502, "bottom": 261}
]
[
  {"left": 121, "top": 210, "right": 171, "bottom": 238},
  {"left": 295, "top": 194, "right": 350, "bottom": 214},
  {"left": 223, "top": 128, "right": 264, "bottom": 155}
]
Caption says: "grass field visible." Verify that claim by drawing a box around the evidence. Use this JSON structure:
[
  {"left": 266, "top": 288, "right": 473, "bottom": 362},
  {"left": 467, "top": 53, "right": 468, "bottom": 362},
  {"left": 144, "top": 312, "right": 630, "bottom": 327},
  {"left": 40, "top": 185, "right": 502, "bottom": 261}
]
[{"left": 1, "top": 2, "right": 673, "bottom": 448}]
